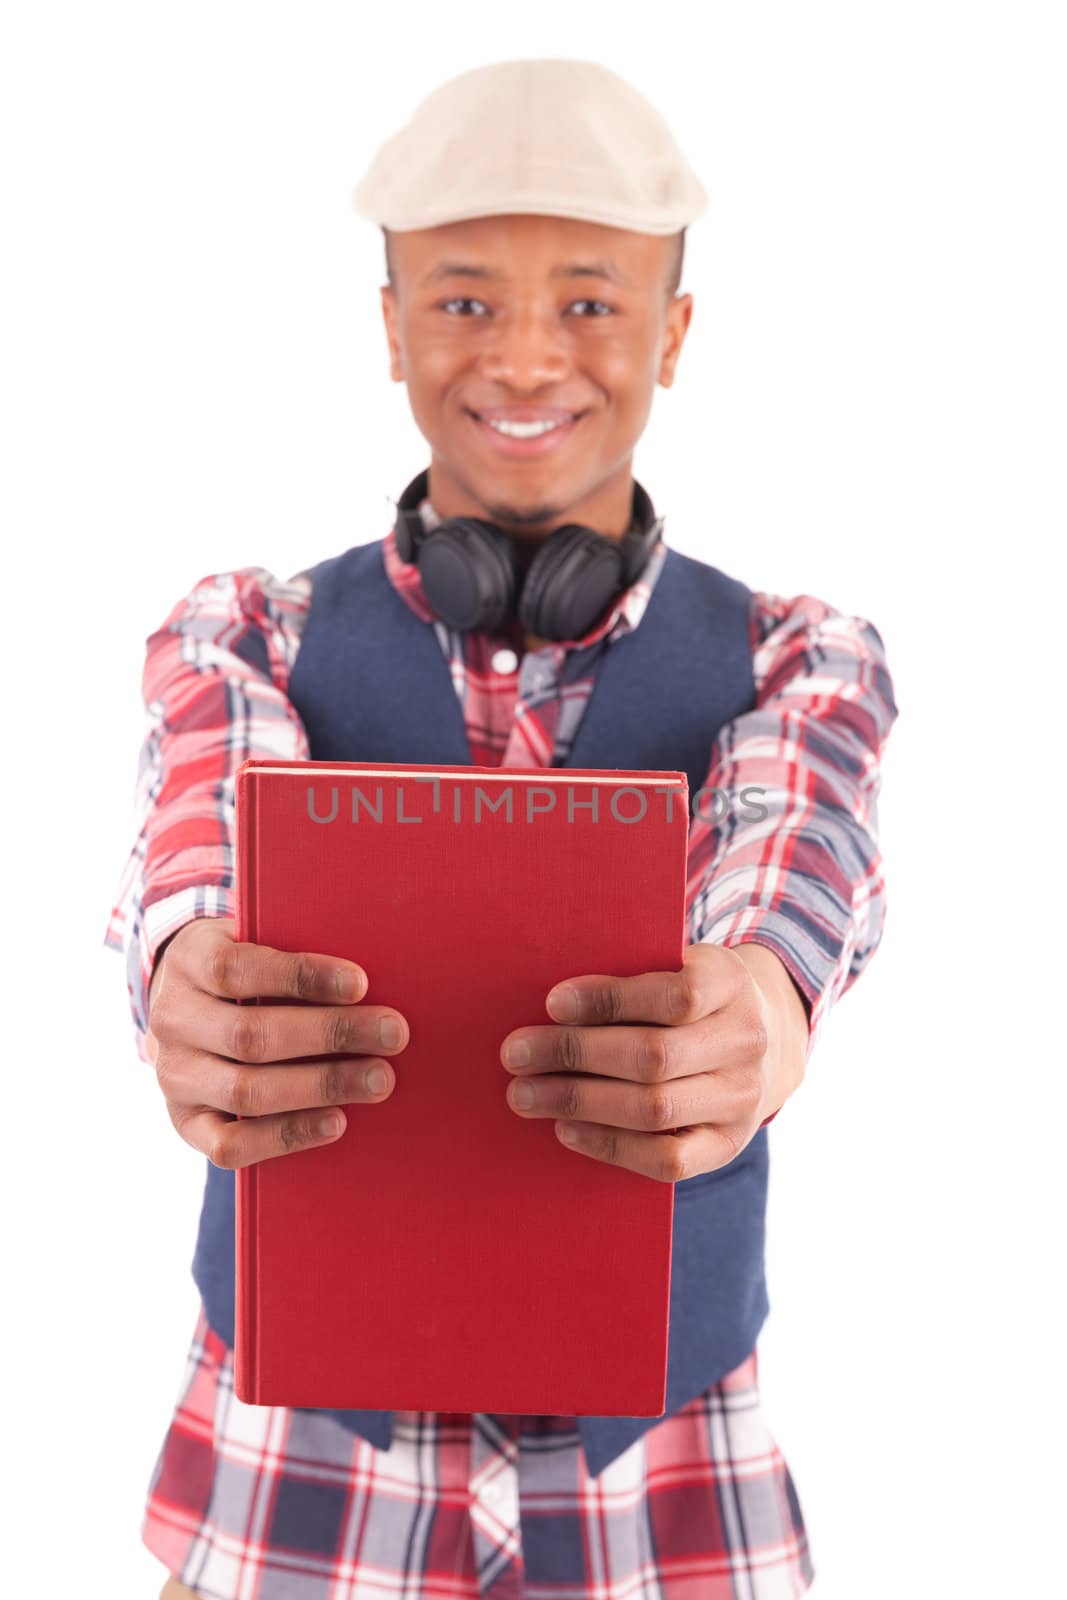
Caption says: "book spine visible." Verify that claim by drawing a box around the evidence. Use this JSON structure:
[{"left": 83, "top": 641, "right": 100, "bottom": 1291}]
[{"left": 233, "top": 769, "right": 260, "bottom": 1402}]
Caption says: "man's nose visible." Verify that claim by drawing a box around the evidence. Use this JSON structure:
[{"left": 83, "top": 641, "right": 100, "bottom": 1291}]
[{"left": 477, "top": 303, "right": 570, "bottom": 388}]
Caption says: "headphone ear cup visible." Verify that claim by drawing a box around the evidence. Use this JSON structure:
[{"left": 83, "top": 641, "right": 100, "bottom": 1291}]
[
  {"left": 518, "top": 526, "right": 626, "bottom": 642},
  {"left": 417, "top": 518, "right": 520, "bottom": 632}
]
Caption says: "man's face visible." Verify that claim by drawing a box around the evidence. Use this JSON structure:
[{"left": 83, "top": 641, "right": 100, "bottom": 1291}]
[{"left": 379, "top": 213, "right": 693, "bottom": 540}]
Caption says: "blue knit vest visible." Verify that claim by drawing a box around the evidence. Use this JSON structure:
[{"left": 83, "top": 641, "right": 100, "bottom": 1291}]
[{"left": 191, "top": 536, "right": 770, "bottom": 1479}]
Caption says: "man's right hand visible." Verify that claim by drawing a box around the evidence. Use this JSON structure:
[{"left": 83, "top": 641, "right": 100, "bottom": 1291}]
[{"left": 145, "top": 916, "right": 408, "bottom": 1170}]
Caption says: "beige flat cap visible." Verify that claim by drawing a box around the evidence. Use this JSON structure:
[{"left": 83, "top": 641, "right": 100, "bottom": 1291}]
[{"left": 351, "top": 58, "right": 708, "bottom": 237}]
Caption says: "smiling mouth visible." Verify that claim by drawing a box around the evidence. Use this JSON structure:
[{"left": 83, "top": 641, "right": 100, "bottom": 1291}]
[{"left": 466, "top": 409, "right": 586, "bottom": 439}]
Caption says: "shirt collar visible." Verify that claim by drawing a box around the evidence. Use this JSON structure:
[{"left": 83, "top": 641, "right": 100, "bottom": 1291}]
[{"left": 382, "top": 494, "right": 667, "bottom": 651}]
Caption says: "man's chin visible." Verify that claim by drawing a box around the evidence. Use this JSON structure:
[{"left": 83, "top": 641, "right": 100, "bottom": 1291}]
[
  {"left": 432, "top": 447, "right": 587, "bottom": 536},
  {"left": 482, "top": 499, "right": 567, "bottom": 533},
  {"left": 452, "top": 469, "right": 570, "bottom": 536}
]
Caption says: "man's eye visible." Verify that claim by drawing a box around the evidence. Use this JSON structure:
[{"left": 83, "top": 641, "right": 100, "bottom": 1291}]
[
  {"left": 568, "top": 300, "right": 614, "bottom": 316},
  {"left": 441, "top": 297, "right": 489, "bottom": 315}
]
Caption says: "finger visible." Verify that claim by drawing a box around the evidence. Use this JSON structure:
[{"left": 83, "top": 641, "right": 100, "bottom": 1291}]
[
  {"left": 507, "top": 1064, "right": 715, "bottom": 1131},
  {"left": 158, "top": 1046, "right": 396, "bottom": 1120},
  {"left": 544, "top": 942, "right": 745, "bottom": 1029},
  {"left": 551, "top": 1119, "right": 750, "bottom": 1184},
  {"left": 155, "top": 990, "right": 410, "bottom": 1063},
  {"left": 182, "top": 917, "right": 371, "bottom": 1006},
  {"left": 172, "top": 1103, "right": 351, "bottom": 1170},
  {"left": 501, "top": 1008, "right": 766, "bottom": 1083}
]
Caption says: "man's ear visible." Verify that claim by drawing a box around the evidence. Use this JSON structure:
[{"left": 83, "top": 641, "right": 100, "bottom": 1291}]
[
  {"left": 658, "top": 292, "right": 694, "bottom": 390},
  {"left": 379, "top": 284, "right": 405, "bottom": 383}
]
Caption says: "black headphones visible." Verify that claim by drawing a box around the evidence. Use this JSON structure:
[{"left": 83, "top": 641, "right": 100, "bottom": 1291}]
[{"left": 392, "top": 467, "right": 664, "bottom": 641}]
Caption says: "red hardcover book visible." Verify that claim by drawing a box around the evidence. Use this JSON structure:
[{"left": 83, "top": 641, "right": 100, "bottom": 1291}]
[{"left": 233, "top": 758, "right": 690, "bottom": 1416}]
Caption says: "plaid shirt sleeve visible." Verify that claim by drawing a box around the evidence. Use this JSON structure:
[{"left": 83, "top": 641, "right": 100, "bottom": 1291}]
[
  {"left": 101, "top": 567, "right": 311, "bottom": 1061},
  {"left": 686, "top": 590, "right": 899, "bottom": 1075}
]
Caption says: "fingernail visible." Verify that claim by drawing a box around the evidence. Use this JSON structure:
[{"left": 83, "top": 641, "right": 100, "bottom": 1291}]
[
  {"left": 366, "top": 1065, "right": 391, "bottom": 1095},
  {"left": 335, "top": 967, "right": 363, "bottom": 1001},
  {"left": 503, "top": 1039, "right": 531, "bottom": 1069},
  {"left": 547, "top": 985, "right": 578, "bottom": 1022},
  {"left": 378, "top": 1017, "right": 404, "bottom": 1048},
  {"left": 510, "top": 1081, "right": 535, "bottom": 1110},
  {"left": 318, "top": 1112, "right": 344, "bottom": 1137}
]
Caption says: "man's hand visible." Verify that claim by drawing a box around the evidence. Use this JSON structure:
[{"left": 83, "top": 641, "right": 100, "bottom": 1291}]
[
  {"left": 145, "top": 916, "right": 409, "bottom": 1169},
  {"left": 499, "top": 942, "right": 810, "bottom": 1183}
]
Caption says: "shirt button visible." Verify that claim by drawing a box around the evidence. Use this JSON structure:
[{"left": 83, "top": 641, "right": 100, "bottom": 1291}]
[{"left": 491, "top": 647, "right": 518, "bottom": 674}]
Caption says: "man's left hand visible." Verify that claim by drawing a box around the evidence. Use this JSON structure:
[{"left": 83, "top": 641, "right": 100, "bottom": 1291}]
[{"left": 499, "top": 942, "right": 810, "bottom": 1182}]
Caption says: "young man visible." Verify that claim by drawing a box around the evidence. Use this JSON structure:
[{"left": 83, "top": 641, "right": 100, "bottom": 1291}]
[{"left": 106, "top": 58, "right": 898, "bottom": 1600}]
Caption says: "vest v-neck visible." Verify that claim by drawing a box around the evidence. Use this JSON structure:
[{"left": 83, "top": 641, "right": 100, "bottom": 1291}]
[{"left": 288, "top": 539, "right": 757, "bottom": 807}]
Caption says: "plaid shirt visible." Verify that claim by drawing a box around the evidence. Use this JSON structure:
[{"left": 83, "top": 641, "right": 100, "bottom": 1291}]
[
  {"left": 141, "top": 1303, "right": 817, "bottom": 1598},
  {"left": 105, "top": 494, "right": 896, "bottom": 1597}
]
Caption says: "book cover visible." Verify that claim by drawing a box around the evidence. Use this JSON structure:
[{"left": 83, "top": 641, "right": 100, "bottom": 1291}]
[{"left": 233, "top": 758, "right": 690, "bottom": 1417}]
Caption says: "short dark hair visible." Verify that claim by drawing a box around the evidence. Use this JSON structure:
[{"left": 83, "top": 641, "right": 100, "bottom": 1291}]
[{"left": 381, "top": 225, "right": 686, "bottom": 299}]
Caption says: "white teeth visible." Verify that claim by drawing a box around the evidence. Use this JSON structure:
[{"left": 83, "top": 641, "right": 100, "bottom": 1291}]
[{"left": 483, "top": 416, "right": 570, "bottom": 438}]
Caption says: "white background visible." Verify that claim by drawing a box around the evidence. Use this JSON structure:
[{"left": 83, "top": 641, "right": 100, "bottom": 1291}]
[{"left": 5, "top": 4, "right": 1064, "bottom": 1596}]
